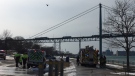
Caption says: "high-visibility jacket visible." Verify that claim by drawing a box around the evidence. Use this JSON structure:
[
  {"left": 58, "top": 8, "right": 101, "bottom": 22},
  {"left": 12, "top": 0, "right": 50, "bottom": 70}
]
[
  {"left": 14, "top": 53, "right": 21, "bottom": 58},
  {"left": 19, "top": 55, "right": 22, "bottom": 62},
  {"left": 22, "top": 54, "right": 28, "bottom": 59}
]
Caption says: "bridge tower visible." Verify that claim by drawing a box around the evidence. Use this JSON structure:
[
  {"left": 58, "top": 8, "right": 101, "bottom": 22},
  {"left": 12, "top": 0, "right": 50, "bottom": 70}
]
[
  {"left": 79, "top": 39, "right": 81, "bottom": 53},
  {"left": 53, "top": 40, "right": 61, "bottom": 52}
]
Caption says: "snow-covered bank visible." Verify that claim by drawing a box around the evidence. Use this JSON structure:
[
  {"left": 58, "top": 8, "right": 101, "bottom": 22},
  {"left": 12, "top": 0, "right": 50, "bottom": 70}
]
[{"left": 106, "top": 64, "right": 135, "bottom": 75}]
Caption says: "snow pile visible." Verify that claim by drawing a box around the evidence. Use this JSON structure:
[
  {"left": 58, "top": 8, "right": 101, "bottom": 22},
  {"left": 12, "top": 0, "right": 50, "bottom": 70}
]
[
  {"left": 64, "top": 61, "right": 76, "bottom": 76},
  {"left": 107, "top": 64, "right": 135, "bottom": 75},
  {"left": 106, "top": 64, "right": 123, "bottom": 69},
  {"left": 111, "top": 72, "right": 135, "bottom": 75}
]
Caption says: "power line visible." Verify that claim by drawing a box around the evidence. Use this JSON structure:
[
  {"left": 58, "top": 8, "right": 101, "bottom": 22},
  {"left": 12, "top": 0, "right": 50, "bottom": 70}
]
[
  {"left": 29, "top": 5, "right": 99, "bottom": 38},
  {"left": 34, "top": 6, "right": 99, "bottom": 37},
  {"left": 102, "top": 4, "right": 113, "bottom": 11}
]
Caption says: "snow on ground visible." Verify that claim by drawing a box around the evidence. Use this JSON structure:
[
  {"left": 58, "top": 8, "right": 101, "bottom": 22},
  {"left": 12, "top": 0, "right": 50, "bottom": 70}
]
[
  {"left": 110, "top": 72, "right": 135, "bottom": 75},
  {"left": 64, "top": 61, "right": 76, "bottom": 76},
  {"left": 4, "top": 56, "right": 135, "bottom": 76},
  {"left": 106, "top": 64, "right": 123, "bottom": 69},
  {"left": 107, "top": 64, "right": 135, "bottom": 76},
  {"left": 63, "top": 61, "right": 135, "bottom": 76},
  {"left": 6, "top": 55, "right": 14, "bottom": 60}
]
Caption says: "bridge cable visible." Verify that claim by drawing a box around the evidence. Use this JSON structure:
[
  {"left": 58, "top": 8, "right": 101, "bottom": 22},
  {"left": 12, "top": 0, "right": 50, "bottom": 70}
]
[
  {"left": 29, "top": 5, "right": 99, "bottom": 38},
  {"left": 33, "top": 6, "right": 99, "bottom": 38},
  {"left": 102, "top": 4, "right": 114, "bottom": 11}
]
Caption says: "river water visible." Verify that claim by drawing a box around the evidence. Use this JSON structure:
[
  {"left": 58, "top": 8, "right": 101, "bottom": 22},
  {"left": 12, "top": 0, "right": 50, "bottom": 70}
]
[{"left": 106, "top": 56, "right": 135, "bottom": 63}]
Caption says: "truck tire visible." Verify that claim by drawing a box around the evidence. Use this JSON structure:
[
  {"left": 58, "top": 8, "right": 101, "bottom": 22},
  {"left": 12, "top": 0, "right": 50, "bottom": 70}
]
[
  {"left": 81, "top": 64, "right": 83, "bottom": 66},
  {"left": 4, "top": 57, "right": 6, "bottom": 60},
  {"left": 27, "top": 64, "right": 30, "bottom": 69},
  {"left": 93, "top": 64, "right": 96, "bottom": 67}
]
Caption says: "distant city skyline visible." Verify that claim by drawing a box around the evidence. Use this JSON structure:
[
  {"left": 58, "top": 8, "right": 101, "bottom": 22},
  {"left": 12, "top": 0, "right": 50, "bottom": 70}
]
[{"left": 102, "top": 48, "right": 135, "bottom": 56}]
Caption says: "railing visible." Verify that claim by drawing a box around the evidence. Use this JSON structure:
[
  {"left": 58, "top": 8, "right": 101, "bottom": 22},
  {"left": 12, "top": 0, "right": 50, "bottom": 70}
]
[
  {"left": 107, "top": 60, "right": 135, "bottom": 66},
  {"left": 107, "top": 60, "right": 135, "bottom": 73}
]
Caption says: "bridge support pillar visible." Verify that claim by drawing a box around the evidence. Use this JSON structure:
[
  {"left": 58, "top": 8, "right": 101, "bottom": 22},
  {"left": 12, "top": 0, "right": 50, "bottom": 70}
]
[
  {"left": 79, "top": 40, "right": 81, "bottom": 53},
  {"left": 54, "top": 40, "right": 56, "bottom": 51},
  {"left": 59, "top": 40, "right": 61, "bottom": 52}
]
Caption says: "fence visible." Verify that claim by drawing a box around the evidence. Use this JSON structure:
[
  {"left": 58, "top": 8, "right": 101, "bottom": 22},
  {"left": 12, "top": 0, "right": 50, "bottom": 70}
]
[
  {"left": 107, "top": 60, "right": 135, "bottom": 66},
  {"left": 107, "top": 60, "right": 135, "bottom": 72},
  {"left": 45, "top": 59, "right": 70, "bottom": 76}
]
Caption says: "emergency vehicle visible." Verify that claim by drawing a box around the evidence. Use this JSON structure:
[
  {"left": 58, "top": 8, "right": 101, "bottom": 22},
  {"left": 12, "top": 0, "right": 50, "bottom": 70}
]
[
  {"left": 27, "top": 49, "right": 46, "bottom": 68},
  {"left": 79, "top": 46, "right": 98, "bottom": 67},
  {"left": 0, "top": 50, "right": 6, "bottom": 60}
]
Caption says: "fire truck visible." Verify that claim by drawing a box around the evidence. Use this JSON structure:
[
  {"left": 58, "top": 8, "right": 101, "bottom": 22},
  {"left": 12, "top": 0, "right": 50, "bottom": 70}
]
[{"left": 79, "top": 46, "right": 99, "bottom": 67}]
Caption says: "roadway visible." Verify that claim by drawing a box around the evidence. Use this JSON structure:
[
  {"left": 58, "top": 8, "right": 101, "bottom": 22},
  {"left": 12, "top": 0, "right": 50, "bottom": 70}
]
[
  {"left": 0, "top": 56, "right": 134, "bottom": 76},
  {"left": 67, "top": 59, "right": 129, "bottom": 76},
  {"left": 0, "top": 56, "right": 36, "bottom": 76}
]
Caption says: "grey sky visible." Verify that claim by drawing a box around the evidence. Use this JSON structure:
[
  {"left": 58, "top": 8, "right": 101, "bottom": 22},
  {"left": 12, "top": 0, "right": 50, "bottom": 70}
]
[{"left": 0, "top": 0, "right": 120, "bottom": 54}]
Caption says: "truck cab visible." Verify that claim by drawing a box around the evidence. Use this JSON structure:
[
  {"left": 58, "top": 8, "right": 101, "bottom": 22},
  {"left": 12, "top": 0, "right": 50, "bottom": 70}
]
[
  {"left": 27, "top": 49, "right": 46, "bottom": 69},
  {"left": 79, "top": 46, "right": 98, "bottom": 67}
]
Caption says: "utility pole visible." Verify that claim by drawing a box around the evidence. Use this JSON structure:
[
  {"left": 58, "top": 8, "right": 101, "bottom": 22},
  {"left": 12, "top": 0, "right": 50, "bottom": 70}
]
[
  {"left": 99, "top": 3, "right": 102, "bottom": 68},
  {"left": 54, "top": 40, "right": 56, "bottom": 51}
]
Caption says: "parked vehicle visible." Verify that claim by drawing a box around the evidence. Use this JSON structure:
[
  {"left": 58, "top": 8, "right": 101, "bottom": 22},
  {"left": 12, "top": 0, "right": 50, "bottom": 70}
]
[
  {"left": 34, "top": 37, "right": 49, "bottom": 40},
  {"left": 0, "top": 50, "right": 6, "bottom": 60},
  {"left": 27, "top": 49, "right": 46, "bottom": 69},
  {"left": 46, "top": 55, "right": 56, "bottom": 60},
  {"left": 62, "top": 36, "right": 72, "bottom": 38},
  {"left": 79, "top": 46, "right": 98, "bottom": 67}
]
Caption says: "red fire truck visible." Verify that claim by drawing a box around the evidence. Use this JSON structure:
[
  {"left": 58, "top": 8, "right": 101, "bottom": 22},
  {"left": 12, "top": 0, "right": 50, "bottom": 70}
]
[{"left": 79, "top": 46, "right": 98, "bottom": 67}]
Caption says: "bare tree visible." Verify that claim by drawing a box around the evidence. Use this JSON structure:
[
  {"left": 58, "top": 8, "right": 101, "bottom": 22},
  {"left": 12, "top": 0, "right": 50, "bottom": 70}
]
[
  {"left": 13, "top": 36, "right": 34, "bottom": 53},
  {"left": 13, "top": 36, "right": 25, "bottom": 53},
  {"left": 0, "top": 30, "right": 12, "bottom": 53},
  {"left": 1, "top": 29, "right": 12, "bottom": 40},
  {"left": 103, "top": 0, "right": 135, "bottom": 72}
]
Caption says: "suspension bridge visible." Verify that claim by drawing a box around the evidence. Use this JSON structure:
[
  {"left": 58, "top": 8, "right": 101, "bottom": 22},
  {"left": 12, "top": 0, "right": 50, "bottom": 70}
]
[{"left": 3, "top": 4, "right": 135, "bottom": 56}]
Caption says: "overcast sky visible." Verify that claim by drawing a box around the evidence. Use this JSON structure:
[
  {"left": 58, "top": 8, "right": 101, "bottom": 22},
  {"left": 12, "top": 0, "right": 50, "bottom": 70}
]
[{"left": 0, "top": 0, "right": 123, "bottom": 54}]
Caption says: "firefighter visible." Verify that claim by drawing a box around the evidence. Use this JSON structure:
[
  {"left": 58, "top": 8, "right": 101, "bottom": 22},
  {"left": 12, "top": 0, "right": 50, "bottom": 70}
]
[
  {"left": 14, "top": 52, "right": 21, "bottom": 67},
  {"left": 76, "top": 55, "right": 80, "bottom": 66},
  {"left": 103, "top": 56, "right": 106, "bottom": 67},
  {"left": 99, "top": 56, "right": 104, "bottom": 68},
  {"left": 22, "top": 52, "right": 28, "bottom": 69},
  {"left": 19, "top": 54, "right": 22, "bottom": 67}
]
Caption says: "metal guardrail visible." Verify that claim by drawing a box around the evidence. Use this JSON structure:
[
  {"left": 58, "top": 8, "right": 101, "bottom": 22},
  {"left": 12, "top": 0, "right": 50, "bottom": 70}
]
[
  {"left": 107, "top": 60, "right": 135, "bottom": 66},
  {"left": 107, "top": 60, "right": 135, "bottom": 72}
]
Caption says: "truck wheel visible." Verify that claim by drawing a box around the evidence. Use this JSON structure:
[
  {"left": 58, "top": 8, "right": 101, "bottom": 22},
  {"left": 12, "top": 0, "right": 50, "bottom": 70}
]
[
  {"left": 81, "top": 64, "right": 83, "bottom": 66},
  {"left": 27, "top": 64, "right": 30, "bottom": 69},
  {"left": 93, "top": 64, "right": 96, "bottom": 67},
  {"left": 4, "top": 57, "right": 6, "bottom": 60},
  {"left": 44, "top": 64, "right": 46, "bottom": 69}
]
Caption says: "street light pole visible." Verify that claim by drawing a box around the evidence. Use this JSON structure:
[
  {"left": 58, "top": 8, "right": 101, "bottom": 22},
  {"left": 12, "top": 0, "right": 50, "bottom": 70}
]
[{"left": 99, "top": 3, "right": 102, "bottom": 68}]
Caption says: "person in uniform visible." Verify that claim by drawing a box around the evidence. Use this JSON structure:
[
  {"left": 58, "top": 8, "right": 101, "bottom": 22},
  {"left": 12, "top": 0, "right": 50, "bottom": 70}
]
[
  {"left": 19, "top": 54, "right": 22, "bottom": 67},
  {"left": 76, "top": 55, "right": 80, "bottom": 66},
  {"left": 22, "top": 52, "right": 28, "bottom": 69},
  {"left": 103, "top": 56, "right": 106, "bottom": 67},
  {"left": 100, "top": 56, "right": 104, "bottom": 68},
  {"left": 14, "top": 52, "right": 21, "bottom": 67}
]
